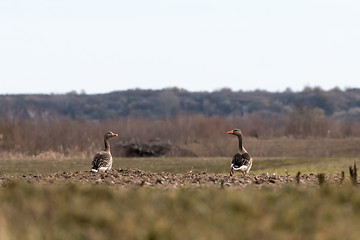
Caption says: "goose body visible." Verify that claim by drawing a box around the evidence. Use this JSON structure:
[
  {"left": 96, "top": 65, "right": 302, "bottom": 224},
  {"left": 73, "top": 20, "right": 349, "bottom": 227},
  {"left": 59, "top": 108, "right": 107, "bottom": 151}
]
[
  {"left": 227, "top": 129, "right": 253, "bottom": 176},
  {"left": 91, "top": 131, "right": 118, "bottom": 172}
]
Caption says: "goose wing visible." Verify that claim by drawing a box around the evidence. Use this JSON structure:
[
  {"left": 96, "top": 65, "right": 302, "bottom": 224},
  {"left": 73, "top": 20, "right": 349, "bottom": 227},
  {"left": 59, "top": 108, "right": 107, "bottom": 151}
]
[
  {"left": 231, "top": 152, "right": 251, "bottom": 169},
  {"left": 92, "top": 151, "right": 112, "bottom": 170}
]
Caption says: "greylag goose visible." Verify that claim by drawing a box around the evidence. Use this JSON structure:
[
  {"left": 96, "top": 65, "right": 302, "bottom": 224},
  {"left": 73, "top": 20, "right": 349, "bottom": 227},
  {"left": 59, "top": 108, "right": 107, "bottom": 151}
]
[
  {"left": 227, "top": 129, "right": 253, "bottom": 176},
  {"left": 91, "top": 131, "right": 118, "bottom": 172}
]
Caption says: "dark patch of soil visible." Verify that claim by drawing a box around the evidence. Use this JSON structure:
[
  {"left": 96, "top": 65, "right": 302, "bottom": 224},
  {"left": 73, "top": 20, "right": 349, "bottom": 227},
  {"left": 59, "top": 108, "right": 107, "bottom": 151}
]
[
  {"left": 114, "top": 139, "right": 197, "bottom": 157},
  {"left": 1, "top": 169, "right": 351, "bottom": 188}
]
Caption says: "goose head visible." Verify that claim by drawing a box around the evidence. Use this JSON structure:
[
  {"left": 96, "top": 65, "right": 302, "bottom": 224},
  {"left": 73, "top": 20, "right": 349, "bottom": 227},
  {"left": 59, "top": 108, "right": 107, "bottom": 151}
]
[
  {"left": 104, "top": 131, "right": 118, "bottom": 139},
  {"left": 227, "top": 129, "right": 243, "bottom": 137}
]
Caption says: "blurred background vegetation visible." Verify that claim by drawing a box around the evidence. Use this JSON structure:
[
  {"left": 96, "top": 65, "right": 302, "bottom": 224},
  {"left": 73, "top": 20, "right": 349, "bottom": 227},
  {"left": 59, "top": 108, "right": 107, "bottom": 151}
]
[{"left": 0, "top": 87, "right": 359, "bottom": 158}]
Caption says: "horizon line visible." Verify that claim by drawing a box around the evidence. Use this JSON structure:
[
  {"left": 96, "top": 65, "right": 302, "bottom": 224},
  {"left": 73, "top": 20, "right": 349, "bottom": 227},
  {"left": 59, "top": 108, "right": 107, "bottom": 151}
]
[{"left": 0, "top": 85, "right": 359, "bottom": 95}]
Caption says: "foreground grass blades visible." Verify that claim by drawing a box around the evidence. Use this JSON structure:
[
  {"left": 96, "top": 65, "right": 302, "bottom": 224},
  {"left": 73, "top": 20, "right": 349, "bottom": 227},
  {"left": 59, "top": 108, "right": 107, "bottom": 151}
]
[
  {"left": 1, "top": 182, "right": 360, "bottom": 240},
  {"left": 1, "top": 157, "right": 359, "bottom": 239}
]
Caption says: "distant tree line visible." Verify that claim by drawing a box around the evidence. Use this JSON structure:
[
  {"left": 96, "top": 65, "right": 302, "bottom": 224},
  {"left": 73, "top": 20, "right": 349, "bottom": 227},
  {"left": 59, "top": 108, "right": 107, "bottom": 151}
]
[{"left": 0, "top": 87, "right": 359, "bottom": 122}]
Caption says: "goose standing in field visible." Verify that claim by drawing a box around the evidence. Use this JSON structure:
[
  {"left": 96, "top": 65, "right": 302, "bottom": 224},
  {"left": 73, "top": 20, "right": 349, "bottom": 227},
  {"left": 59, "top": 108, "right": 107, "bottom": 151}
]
[
  {"left": 91, "top": 131, "right": 118, "bottom": 172},
  {"left": 227, "top": 129, "right": 253, "bottom": 176}
]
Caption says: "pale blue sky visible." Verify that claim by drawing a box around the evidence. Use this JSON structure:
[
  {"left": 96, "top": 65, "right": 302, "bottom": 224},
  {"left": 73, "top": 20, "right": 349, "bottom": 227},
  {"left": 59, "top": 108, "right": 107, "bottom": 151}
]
[{"left": 1, "top": 0, "right": 359, "bottom": 94}]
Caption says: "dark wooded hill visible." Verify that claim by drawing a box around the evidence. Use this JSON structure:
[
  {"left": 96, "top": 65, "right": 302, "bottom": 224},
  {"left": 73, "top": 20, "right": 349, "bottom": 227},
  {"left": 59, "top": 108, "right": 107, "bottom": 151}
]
[{"left": 0, "top": 87, "right": 359, "bottom": 121}]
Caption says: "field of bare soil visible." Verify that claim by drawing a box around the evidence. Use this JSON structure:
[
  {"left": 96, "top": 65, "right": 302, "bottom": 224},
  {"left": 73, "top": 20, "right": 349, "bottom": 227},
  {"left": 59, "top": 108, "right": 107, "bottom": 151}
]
[
  {"left": 0, "top": 168, "right": 352, "bottom": 189},
  {"left": 0, "top": 157, "right": 358, "bottom": 188}
]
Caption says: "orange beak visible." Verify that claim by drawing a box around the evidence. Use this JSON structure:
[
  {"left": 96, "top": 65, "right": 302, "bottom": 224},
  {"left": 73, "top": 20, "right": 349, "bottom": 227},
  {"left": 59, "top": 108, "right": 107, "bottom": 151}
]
[
  {"left": 227, "top": 130, "right": 234, "bottom": 134},
  {"left": 112, "top": 133, "right": 118, "bottom": 137}
]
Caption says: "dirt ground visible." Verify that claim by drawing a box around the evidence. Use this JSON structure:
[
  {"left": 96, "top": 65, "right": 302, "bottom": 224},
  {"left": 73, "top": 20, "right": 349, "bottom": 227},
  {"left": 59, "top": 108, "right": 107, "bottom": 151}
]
[{"left": 0, "top": 169, "right": 351, "bottom": 188}]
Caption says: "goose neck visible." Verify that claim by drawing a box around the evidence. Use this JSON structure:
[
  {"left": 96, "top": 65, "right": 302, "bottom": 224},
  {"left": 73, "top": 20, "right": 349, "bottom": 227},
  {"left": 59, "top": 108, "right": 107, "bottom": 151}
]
[
  {"left": 237, "top": 135, "right": 244, "bottom": 151},
  {"left": 104, "top": 138, "right": 111, "bottom": 152}
]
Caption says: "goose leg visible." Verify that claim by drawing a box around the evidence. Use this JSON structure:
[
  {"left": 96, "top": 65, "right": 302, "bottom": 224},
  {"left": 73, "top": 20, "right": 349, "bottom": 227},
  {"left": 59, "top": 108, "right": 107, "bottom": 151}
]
[{"left": 230, "top": 167, "right": 234, "bottom": 176}]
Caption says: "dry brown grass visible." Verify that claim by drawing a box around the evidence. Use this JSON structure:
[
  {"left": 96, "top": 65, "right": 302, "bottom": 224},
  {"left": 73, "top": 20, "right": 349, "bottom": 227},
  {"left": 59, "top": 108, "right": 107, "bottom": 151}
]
[{"left": 0, "top": 114, "right": 359, "bottom": 158}]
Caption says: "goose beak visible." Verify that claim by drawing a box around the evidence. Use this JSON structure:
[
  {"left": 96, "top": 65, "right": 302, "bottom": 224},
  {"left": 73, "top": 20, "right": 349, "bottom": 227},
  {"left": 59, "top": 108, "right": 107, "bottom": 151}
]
[
  {"left": 227, "top": 130, "right": 234, "bottom": 134},
  {"left": 112, "top": 133, "right": 118, "bottom": 137}
]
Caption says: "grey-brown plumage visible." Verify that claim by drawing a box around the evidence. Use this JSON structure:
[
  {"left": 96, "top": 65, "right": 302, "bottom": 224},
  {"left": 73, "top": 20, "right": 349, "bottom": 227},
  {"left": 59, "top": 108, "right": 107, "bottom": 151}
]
[
  {"left": 227, "top": 129, "right": 253, "bottom": 176},
  {"left": 91, "top": 131, "right": 118, "bottom": 172}
]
